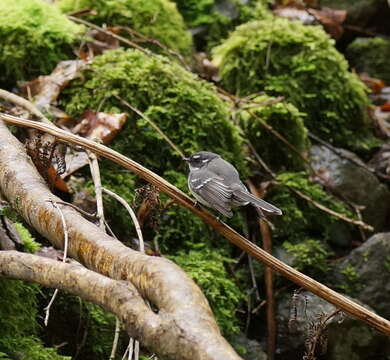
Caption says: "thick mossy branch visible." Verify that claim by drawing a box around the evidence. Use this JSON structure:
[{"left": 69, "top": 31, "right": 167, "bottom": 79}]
[
  {"left": 213, "top": 18, "right": 373, "bottom": 149},
  {"left": 1, "top": 115, "right": 390, "bottom": 337},
  {"left": 58, "top": 0, "right": 192, "bottom": 54},
  {"left": 0, "top": 0, "right": 83, "bottom": 87}
]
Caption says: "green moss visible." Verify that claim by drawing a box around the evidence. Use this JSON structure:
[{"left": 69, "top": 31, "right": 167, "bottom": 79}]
[
  {"left": 213, "top": 18, "right": 372, "bottom": 148},
  {"left": 0, "top": 280, "right": 68, "bottom": 360},
  {"left": 0, "top": 337, "right": 70, "bottom": 360},
  {"left": 269, "top": 172, "right": 355, "bottom": 243},
  {"left": 172, "top": 0, "right": 216, "bottom": 27},
  {"left": 14, "top": 222, "right": 41, "bottom": 253},
  {"left": 338, "top": 264, "right": 362, "bottom": 296},
  {"left": 0, "top": 0, "right": 83, "bottom": 87},
  {"left": 43, "top": 292, "right": 124, "bottom": 359},
  {"left": 57, "top": 0, "right": 192, "bottom": 54},
  {"left": 170, "top": 249, "right": 244, "bottom": 336},
  {"left": 61, "top": 48, "right": 246, "bottom": 246},
  {"left": 283, "top": 238, "right": 332, "bottom": 275},
  {"left": 239, "top": 0, "right": 273, "bottom": 23},
  {"left": 384, "top": 255, "right": 390, "bottom": 273},
  {"left": 346, "top": 37, "right": 390, "bottom": 85},
  {"left": 239, "top": 95, "right": 308, "bottom": 171}
]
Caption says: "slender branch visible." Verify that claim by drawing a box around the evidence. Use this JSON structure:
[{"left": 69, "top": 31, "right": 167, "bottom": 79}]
[
  {"left": 114, "top": 94, "right": 186, "bottom": 160},
  {"left": 0, "top": 89, "right": 52, "bottom": 125},
  {"left": 102, "top": 187, "right": 146, "bottom": 358},
  {"left": 88, "top": 152, "right": 106, "bottom": 230},
  {"left": 118, "top": 26, "right": 190, "bottom": 71},
  {"left": 68, "top": 16, "right": 150, "bottom": 55},
  {"left": 308, "top": 131, "right": 375, "bottom": 174},
  {"left": 247, "top": 108, "right": 314, "bottom": 171},
  {"left": 247, "top": 180, "right": 276, "bottom": 360},
  {"left": 44, "top": 200, "right": 70, "bottom": 326},
  {"left": 248, "top": 141, "right": 373, "bottom": 231},
  {"left": 102, "top": 187, "right": 145, "bottom": 255},
  {"left": 1, "top": 113, "right": 389, "bottom": 336}
]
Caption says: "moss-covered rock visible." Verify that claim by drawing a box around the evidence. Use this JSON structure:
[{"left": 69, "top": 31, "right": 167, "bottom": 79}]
[
  {"left": 57, "top": 0, "right": 192, "bottom": 54},
  {"left": 60, "top": 48, "right": 246, "bottom": 248},
  {"left": 213, "top": 18, "right": 372, "bottom": 148},
  {"left": 346, "top": 37, "right": 390, "bottom": 85},
  {"left": 282, "top": 238, "right": 332, "bottom": 275},
  {"left": 0, "top": 0, "right": 83, "bottom": 88},
  {"left": 170, "top": 248, "right": 244, "bottom": 336},
  {"left": 239, "top": 95, "right": 308, "bottom": 171},
  {"left": 268, "top": 172, "right": 355, "bottom": 244}
]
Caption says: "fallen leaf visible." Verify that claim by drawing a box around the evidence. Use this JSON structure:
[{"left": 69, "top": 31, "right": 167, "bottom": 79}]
[
  {"left": 274, "top": 7, "right": 316, "bottom": 24},
  {"left": 307, "top": 8, "right": 347, "bottom": 39},
  {"left": 74, "top": 109, "right": 127, "bottom": 145},
  {"left": 20, "top": 60, "right": 88, "bottom": 112},
  {"left": 61, "top": 110, "right": 127, "bottom": 178},
  {"left": 380, "top": 103, "right": 390, "bottom": 112},
  {"left": 358, "top": 73, "right": 386, "bottom": 94}
]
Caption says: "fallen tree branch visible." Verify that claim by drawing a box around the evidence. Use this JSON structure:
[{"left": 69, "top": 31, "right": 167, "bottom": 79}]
[
  {"left": 0, "top": 251, "right": 162, "bottom": 346},
  {"left": 0, "top": 117, "right": 241, "bottom": 360},
  {"left": 0, "top": 89, "right": 51, "bottom": 124},
  {"left": 1, "top": 114, "right": 389, "bottom": 336}
]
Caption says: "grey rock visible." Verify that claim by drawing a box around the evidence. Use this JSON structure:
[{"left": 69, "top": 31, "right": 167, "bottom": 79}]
[
  {"left": 310, "top": 145, "right": 390, "bottom": 232},
  {"left": 231, "top": 332, "right": 267, "bottom": 360},
  {"left": 275, "top": 291, "right": 389, "bottom": 359},
  {"left": 333, "top": 232, "right": 390, "bottom": 318}
]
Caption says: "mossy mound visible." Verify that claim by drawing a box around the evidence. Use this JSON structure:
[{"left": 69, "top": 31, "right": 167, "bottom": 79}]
[
  {"left": 171, "top": 0, "right": 217, "bottom": 28},
  {"left": 213, "top": 18, "right": 372, "bottom": 148},
  {"left": 346, "top": 37, "right": 390, "bottom": 85},
  {"left": 170, "top": 248, "right": 244, "bottom": 336},
  {"left": 268, "top": 172, "right": 355, "bottom": 243},
  {"left": 60, "top": 48, "right": 246, "bottom": 248},
  {"left": 239, "top": 95, "right": 308, "bottom": 171},
  {"left": 57, "top": 0, "right": 192, "bottom": 54},
  {"left": 0, "top": 0, "right": 83, "bottom": 88}
]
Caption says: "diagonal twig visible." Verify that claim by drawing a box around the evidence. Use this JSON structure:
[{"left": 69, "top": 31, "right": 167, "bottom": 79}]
[{"left": 1, "top": 112, "right": 389, "bottom": 336}]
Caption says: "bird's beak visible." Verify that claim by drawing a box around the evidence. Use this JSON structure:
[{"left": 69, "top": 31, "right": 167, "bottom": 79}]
[{"left": 183, "top": 157, "right": 190, "bottom": 162}]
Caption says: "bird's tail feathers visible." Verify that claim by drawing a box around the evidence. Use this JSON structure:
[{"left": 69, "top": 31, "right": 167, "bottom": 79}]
[{"left": 234, "top": 190, "right": 282, "bottom": 215}]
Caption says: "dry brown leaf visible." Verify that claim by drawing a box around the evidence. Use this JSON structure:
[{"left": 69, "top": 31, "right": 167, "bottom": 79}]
[
  {"left": 358, "top": 73, "right": 386, "bottom": 94},
  {"left": 20, "top": 60, "right": 87, "bottom": 112},
  {"left": 61, "top": 110, "right": 127, "bottom": 178},
  {"left": 74, "top": 109, "right": 127, "bottom": 144},
  {"left": 274, "top": 7, "right": 316, "bottom": 24},
  {"left": 307, "top": 8, "right": 347, "bottom": 39}
]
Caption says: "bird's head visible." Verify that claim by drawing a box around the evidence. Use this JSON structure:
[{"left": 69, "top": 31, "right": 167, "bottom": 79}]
[{"left": 184, "top": 151, "right": 220, "bottom": 170}]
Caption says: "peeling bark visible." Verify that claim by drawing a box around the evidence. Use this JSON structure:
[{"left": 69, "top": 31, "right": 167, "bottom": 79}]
[{"left": 0, "top": 120, "right": 242, "bottom": 360}]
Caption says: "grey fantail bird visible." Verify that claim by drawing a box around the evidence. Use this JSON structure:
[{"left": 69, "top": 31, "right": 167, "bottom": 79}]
[{"left": 185, "top": 151, "right": 282, "bottom": 217}]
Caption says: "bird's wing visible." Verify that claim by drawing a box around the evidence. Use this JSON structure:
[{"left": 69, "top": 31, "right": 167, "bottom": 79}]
[{"left": 190, "top": 173, "right": 234, "bottom": 217}]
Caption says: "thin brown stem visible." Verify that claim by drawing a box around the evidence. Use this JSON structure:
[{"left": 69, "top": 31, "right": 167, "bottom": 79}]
[
  {"left": 1, "top": 113, "right": 389, "bottom": 336},
  {"left": 68, "top": 16, "right": 150, "bottom": 55},
  {"left": 114, "top": 94, "right": 186, "bottom": 159}
]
